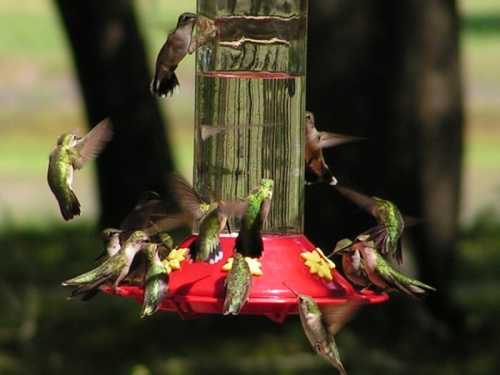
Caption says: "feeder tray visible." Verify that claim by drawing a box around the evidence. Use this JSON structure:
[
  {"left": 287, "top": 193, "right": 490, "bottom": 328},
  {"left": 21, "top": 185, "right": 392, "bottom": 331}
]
[{"left": 104, "top": 234, "right": 388, "bottom": 323}]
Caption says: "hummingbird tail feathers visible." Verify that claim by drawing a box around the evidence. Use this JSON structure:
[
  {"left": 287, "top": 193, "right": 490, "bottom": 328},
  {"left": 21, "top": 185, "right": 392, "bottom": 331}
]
[
  {"left": 69, "top": 284, "right": 102, "bottom": 301},
  {"left": 207, "top": 242, "right": 223, "bottom": 264},
  {"left": 59, "top": 190, "right": 81, "bottom": 221},
  {"left": 190, "top": 237, "right": 223, "bottom": 264},
  {"left": 150, "top": 71, "right": 179, "bottom": 97},
  {"left": 388, "top": 270, "right": 436, "bottom": 298},
  {"left": 223, "top": 301, "right": 242, "bottom": 315}
]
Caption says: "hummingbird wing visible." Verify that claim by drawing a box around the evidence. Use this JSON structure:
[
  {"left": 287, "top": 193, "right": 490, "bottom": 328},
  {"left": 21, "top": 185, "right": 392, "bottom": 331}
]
[
  {"left": 363, "top": 224, "right": 404, "bottom": 262},
  {"left": 218, "top": 199, "right": 248, "bottom": 218},
  {"left": 321, "top": 299, "right": 363, "bottom": 336},
  {"left": 259, "top": 197, "right": 272, "bottom": 224},
  {"left": 335, "top": 185, "right": 378, "bottom": 216},
  {"left": 62, "top": 255, "right": 125, "bottom": 287},
  {"left": 120, "top": 193, "right": 170, "bottom": 232},
  {"left": 169, "top": 174, "right": 209, "bottom": 220},
  {"left": 72, "top": 118, "right": 113, "bottom": 169},
  {"left": 142, "top": 212, "right": 192, "bottom": 237},
  {"left": 318, "top": 132, "right": 365, "bottom": 150}
]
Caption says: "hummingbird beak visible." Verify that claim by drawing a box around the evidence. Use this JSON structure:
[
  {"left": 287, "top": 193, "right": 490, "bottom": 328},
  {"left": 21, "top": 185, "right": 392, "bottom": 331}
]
[{"left": 282, "top": 282, "right": 300, "bottom": 297}]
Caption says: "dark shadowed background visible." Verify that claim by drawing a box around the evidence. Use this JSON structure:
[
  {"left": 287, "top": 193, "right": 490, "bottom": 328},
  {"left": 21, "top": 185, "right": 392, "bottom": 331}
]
[{"left": 1, "top": 0, "right": 499, "bottom": 374}]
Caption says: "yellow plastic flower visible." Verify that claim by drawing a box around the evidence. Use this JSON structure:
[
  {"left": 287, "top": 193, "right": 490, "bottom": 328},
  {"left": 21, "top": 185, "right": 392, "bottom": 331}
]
[
  {"left": 222, "top": 256, "right": 263, "bottom": 276},
  {"left": 301, "top": 248, "right": 336, "bottom": 281},
  {"left": 162, "top": 248, "right": 189, "bottom": 274}
]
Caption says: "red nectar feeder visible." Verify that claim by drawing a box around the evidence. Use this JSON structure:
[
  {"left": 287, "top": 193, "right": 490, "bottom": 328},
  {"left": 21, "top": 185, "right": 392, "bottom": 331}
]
[
  {"left": 112, "top": 234, "right": 387, "bottom": 323},
  {"left": 106, "top": 0, "right": 388, "bottom": 322}
]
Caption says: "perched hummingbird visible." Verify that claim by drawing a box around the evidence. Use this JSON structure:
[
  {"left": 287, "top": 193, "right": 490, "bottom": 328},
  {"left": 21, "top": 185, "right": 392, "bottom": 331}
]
[
  {"left": 156, "top": 232, "right": 175, "bottom": 255},
  {"left": 47, "top": 119, "right": 113, "bottom": 220},
  {"left": 234, "top": 179, "right": 274, "bottom": 258},
  {"left": 121, "top": 231, "right": 175, "bottom": 286},
  {"left": 140, "top": 243, "right": 169, "bottom": 318},
  {"left": 62, "top": 230, "right": 150, "bottom": 298},
  {"left": 223, "top": 252, "right": 252, "bottom": 315},
  {"left": 151, "top": 12, "right": 198, "bottom": 97},
  {"left": 170, "top": 174, "right": 244, "bottom": 263},
  {"left": 95, "top": 191, "right": 180, "bottom": 261},
  {"left": 332, "top": 238, "right": 371, "bottom": 289},
  {"left": 335, "top": 185, "right": 407, "bottom": 264},
  {"left": 335, "top": 237, "right": 436, "bottom": 298},
  {"left": 305, "top": 111, "right": 363, "bottom": 186},
  {"left": 101, "top": 228, "right": 122, "bottom": 258},
  {"left": 288, "top": 287, "right": 358, "bottom": 375}
]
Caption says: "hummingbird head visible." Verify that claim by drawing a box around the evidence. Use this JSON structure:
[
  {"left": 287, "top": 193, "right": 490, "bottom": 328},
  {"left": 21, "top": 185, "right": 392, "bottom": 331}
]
[
  {"left": 158, "top": 232, "right": 174, "bottom": 250},
  {"left": 129, "top": 230, "right": 149, "bottom": 244},
  {"left": 304, "top": 111, "right": 316, "bottom": 136},
  {"left": 259, "top": 179, "right": 274, "bottom": 200},
  {"left": 177, "top": 12, "right": 197, "bottom": 28},
  {"left": 101, "top": 228, "right": 121, "bottom": 241},
  {"left": 372, "top": 196, "right": 396, "bottom": 219},
  {"left": 298, "top": 295, "right": 321, "bottom": 315},
  {"left": 332, "top": 238, "right": 353, "bottom": 256},
  {"left": 143, "top": 242, "right": 159, "bottom": 258},
  {"left": 57, "top": 133, "right": 76, "bottom": 147},
  {"left": 305, "top": 111, "right": 315, "bottom": 124}
]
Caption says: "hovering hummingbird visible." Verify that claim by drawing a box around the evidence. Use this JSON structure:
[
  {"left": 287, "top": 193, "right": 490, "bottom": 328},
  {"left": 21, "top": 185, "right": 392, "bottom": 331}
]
[
  {"left": 287, "top": 285, "right": 361, "bottom": 375},
  {"left": 223, "top": 252, "right": 252, "bottom": 316},
  {"left": 47, "top": 119, "right": 113, "bottom": 220},
  {"left": 170, "top": 174, "right": 244, "bottom": 263},
  {"left": 234, "top": 179, "right": 274, "bottom": 258},
  {"left": 305, "top": 111, "right": 363, "bottom": 186},
  {"left": 334, "top": 237, "right": 436, "bottom": 298},
  {"left": 140, "top": 243, "right": 169, "bottom": 318},
  {"left": 151, "top": 12, "right": 198, "bottom": 97},
  {"left": 332, "top": 238, "right": 371, "bottom": 289},
  {"left": 62, "top": 230, "right": 149, "bottom": 298},
  {"left": 187, "top": 15, "right": 217, "bottom": 54},
  {"left": 335, "top": 185, "right": 408, "bottom": 263}
]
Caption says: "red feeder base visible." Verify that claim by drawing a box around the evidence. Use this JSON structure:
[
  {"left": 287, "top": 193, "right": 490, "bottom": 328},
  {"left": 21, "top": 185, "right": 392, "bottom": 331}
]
[{"left": 104, "top": 234, "right": 388, "bottom": 323}]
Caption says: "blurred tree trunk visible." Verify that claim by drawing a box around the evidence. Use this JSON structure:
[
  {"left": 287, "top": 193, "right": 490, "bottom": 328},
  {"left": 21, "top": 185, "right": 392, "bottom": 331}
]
[
  {"left": 306, "top": 0, "right": 463, "bottom": 329},
  {"left": 54, "top": 0, "right": 175, "bottom": 228}
]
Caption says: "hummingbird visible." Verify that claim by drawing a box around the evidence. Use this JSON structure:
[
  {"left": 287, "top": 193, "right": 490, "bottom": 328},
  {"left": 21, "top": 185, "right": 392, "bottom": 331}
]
[
  {"left": 47, "top": 119, "right": 113, "bottom": 220},
  {"left": 332, "top": 238, "right": 371, "bottom": 289},
  {"left": 140, "top": 243, "right": 169, "bottom": 318},
  {"left": 187, "top": 15, "right": 217, "bottom": 54},
  {"left": 287, "top": 285, "right": 360, "bottom": 375},
  {"left": 234, "top": 179, "right": 274, "bottom": 258},
  {"left": 305, "top": 111, "right": 363, "bottom": 186},
  {"left": 120, "top": 232, "right": 175, "bottom": 287},
  {"left": 95, "top": 191, "right": 182, "bottom": 261},
  {"left": 223, "top": 252, "right": 252, "bottom": 315},
  {"left": 335, "top": 185, "right": 408, "bottom": 264},
  {"left": 62, "top": 230, "right": 150, "bottom": 298},
  {"left": 101, "top": 228, "right": 122, "bottom": 258},
  {"left": 334, "top": 237, "right": 436, "bottom": 298},
  {"left": 170, "top": 174, "right": 245, "bottom": 263},
  {"left": 151, "top": 12, "right": 198, "bottom": 97}
]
